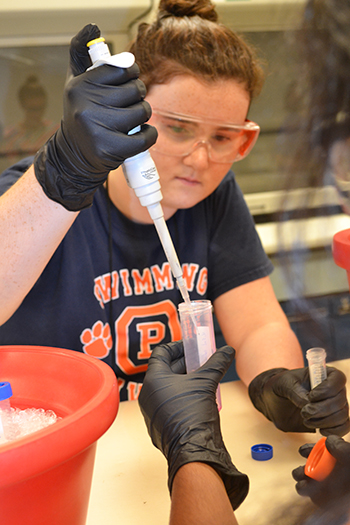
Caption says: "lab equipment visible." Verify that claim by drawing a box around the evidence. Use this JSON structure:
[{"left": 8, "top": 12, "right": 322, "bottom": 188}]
[
  {"left": 333, "top": 228, "right": 350, "bottom": 290},
  {"left": 178, "top": 300, "right": 222, "bottom": 409},
  {"left": 306, "top": 347, "right": 327, "bottom": 389},
  {"left": 86, "top": 38, "right": 134, "bottom": 69},
  {"left": 251, "top": 443, "right": 273, "bottom": 461},
  {"left": 86, "top": 37, "right": 192, "bottom": 309},
  {"left": 0, "top": 381, "right": 12, "bottom": 443},
  {"left": 0, "top": 345, "right": 118, "bottom": 524},
  {"left": 305, "top": 436, "right": 337, "bottom": 481}
]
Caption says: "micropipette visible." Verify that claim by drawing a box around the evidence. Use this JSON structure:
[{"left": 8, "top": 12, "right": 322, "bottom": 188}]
[{"left": 86, "top": 37, "right": 194, "bottom": 312}]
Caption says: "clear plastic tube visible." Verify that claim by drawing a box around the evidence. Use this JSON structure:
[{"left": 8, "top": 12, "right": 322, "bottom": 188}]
[
  {"left": 0, "top": 381, "right": 13, "bottom": 443},
  {"left": 178, "top": 300, "right": 222, "bottom": 410},
  {"left": 306, "top": 347, "right": 327, "bottom": 389}
]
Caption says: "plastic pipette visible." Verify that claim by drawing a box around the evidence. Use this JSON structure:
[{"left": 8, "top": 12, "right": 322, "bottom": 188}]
[
  {"left": 86, "top": 37, "right": 194, "bottom": 311},
  {"left": 152, "top": 212, "right": 192, "bottom": 306}
]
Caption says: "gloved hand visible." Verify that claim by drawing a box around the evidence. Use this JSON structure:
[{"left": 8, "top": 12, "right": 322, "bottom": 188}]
[
  {"left": 34, "top": 23, "right": 157, "bottom": 211},
  {"left": 248, "top": 366, "right": 349, "bottom": 435},
  {"left": 293, "top": 436, "right": 350, "bottom": 507},
  {"left": 138, "top": 341, "right": 249, "bottom": 511}
]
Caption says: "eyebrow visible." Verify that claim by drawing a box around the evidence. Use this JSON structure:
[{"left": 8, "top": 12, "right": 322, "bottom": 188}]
[
  {"left": 152, "top": 108, "right": 258, "bottom": 130},
  {"left": 162, "top": 115, "right": 196, "bottom": 125},
  {"left": 161, "top": 114, "right": 238, "bottom": 131}
]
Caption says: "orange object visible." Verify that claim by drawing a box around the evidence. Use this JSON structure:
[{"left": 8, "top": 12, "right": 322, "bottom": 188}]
[
  {"left": 305, "top": 436, "right": 337, "bottom": 481},
  {"left": 0, "top": 345, "right": 119, "bottom": 525},
  {"left": 333, "top": 228, "right": 350, "bottom": 290}
]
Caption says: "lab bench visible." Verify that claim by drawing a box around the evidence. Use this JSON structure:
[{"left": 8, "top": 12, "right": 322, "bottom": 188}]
[{"left": 85, "top": 359, "right": 350, "bottom": 525}]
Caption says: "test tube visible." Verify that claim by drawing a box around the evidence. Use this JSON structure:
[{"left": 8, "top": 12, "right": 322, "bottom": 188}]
[
  {"left": 178, "top": 300, "right": 222, "bottom": 409},
  {"left": 306, "top": 347, "right": 327, "bottom": 389},
  {"left": 0, "top": 381, "right": 13, "bottom": 443}
]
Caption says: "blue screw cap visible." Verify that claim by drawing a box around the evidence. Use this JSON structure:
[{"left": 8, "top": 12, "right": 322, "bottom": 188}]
[
  {"left": 251, "top": 443, "right": 273, "bottom": 461},
  {"left": 0, "top": 382, "right": 12, "bottom": 401}
]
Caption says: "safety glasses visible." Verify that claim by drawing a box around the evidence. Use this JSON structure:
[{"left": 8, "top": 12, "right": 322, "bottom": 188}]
[{"left": 150, "top": 109, "right": 260, "bottom": 163}]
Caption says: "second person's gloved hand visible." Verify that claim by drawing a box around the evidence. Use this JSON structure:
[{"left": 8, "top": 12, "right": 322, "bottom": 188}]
[
  {"left": 34, "top": 23, "right": 158, "bottom": 211},
  {"left": 138, "top": 341, "right": 249, "bottom": 511},
  {"left": 292, "top": 435, "right": 350, "bottom": 508},
  {"left": 248, "top": 366, "right": 349, "bottom": 435}
]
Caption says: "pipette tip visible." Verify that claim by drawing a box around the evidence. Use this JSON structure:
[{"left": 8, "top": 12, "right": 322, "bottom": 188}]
[{"left": 176, "top": 277, "right": 197, "bottom": 332}]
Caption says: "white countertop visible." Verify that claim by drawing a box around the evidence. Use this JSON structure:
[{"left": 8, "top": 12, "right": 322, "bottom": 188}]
[{"left": 86, "top": 359, "right": 350, "bottom": 524}]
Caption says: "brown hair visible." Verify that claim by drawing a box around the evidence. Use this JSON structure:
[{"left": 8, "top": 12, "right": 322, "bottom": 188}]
[{"left": 128, "top": 0, "right": 264, "bottom": 101}]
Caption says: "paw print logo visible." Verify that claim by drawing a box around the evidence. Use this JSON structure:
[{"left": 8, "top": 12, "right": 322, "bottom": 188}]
[{"left": 80, "top": 321, "right": 113, "bottom": 359}]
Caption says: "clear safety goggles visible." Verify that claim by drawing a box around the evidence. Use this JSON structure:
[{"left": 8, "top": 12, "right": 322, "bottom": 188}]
[{"left": 150, "top": 109, "right": 260, "bottom": 164}]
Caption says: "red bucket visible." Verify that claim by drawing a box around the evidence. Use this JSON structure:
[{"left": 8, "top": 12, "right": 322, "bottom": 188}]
[
  {"left": 0, "top": 345, "right": 119, "bottom": 525},
  {"left": 333, "top": 228, "right": 350, "bottom": 290}
]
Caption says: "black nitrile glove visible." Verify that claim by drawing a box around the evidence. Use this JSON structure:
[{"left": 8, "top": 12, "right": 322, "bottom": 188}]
[
  {"left": 138, "top": 341, "right": 249, "bottom": 511},
  {"left": 34, "top": 23, "right": 157, "bottom": 211},
  {"left": 248, "top": 366, "right": 349, "bottom": 435},
  {"left": 293, "top": 436, "right": 350, "bottom": 508}
]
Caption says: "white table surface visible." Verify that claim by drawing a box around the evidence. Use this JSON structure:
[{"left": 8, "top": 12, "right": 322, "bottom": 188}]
[{"left": 86, "top": 359, "right": 350, "bottom": 525}]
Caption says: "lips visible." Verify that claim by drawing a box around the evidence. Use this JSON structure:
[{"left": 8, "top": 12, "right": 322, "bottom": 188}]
[{"left": 176, "top": 176, "right": 200, "bottom": 185}]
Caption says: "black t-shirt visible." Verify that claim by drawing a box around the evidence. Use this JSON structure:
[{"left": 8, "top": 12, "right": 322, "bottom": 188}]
[{"left": 0, "top": 158, "right": 273, "bottom": 401}]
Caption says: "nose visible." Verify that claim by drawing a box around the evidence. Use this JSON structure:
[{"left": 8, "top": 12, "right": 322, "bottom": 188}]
[{"left": 183, "top": 141, "right": 211, "bottom": 168}]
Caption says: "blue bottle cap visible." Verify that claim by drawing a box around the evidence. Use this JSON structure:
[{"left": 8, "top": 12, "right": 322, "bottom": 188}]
[
  {"left": 0, "top": 382, "right": 12, "bottom": 401},
  {"left": 251, "top": 443, "right": 273, "bottom": 461}
]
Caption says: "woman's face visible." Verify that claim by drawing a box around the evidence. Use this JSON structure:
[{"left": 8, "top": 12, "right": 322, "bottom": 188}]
[{"left": 145, "top": 75, "right": 251, "bottom": 215}]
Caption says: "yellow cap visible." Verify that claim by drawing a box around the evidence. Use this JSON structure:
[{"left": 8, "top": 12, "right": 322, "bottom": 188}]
[{"left": 87, "top": 37, "right": 106, "bottom": 47}]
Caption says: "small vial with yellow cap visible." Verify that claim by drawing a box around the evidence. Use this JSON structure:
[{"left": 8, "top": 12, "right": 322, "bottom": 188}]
[
  {"left": 86, "top": 37, "right": 135, "bottom": 70},
  {"left": 87, "top": 37, "right": 111, "bottom": 64}
]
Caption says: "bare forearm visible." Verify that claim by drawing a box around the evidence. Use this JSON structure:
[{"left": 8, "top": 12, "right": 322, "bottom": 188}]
[
  {"left": 214, "top": 279, "right": 304, "bottom": 387},
  {"left": 0, "top": 165, "right": 78, "bottom": 324},
  {"left": 170, "top": 463, "right": 239, "bottom": 525},
  {"left": 235, "top": 321, "right": 304, "bottom": 386}
]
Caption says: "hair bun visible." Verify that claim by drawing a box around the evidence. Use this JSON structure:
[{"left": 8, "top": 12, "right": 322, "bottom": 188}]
[{"left": 158, "top": 0, "right": 218, "bottom": 22}]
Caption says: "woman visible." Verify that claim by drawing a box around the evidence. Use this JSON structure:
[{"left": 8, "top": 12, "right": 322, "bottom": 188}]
[{"left": 0, "top": 0, "right": 347, "bottom": 440}]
